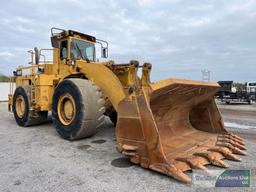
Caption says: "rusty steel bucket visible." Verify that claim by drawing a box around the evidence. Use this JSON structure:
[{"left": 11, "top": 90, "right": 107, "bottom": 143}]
[{"left": 115, "top": 78, "right": 246, "bottom": 183}]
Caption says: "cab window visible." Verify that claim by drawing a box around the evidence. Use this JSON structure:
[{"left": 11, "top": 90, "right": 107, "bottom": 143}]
[
  {"left": 60, "top": 40, "right": 68, "bottom": 60},
  {"left": 70, "top": 39, "right": 95, "bottom": 61}
]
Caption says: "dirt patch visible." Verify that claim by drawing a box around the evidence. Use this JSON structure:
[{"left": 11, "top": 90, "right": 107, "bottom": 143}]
[
  {"left": 111, "top": 157, "right": 133, "bottom": 168},
  {"left": 91, "top": 139, "right": 106, "bottom": 144},
  {"left": 77, "top": 144, "right": 91, "bottom": 150}
]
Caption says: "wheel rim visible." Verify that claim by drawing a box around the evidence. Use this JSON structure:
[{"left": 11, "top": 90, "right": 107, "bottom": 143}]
[
  {"left": 57, "top": 93, "right": 76, "bottom": 125},
  {"left": 16, "top": 95, "right": 25, "bottom": 118}
]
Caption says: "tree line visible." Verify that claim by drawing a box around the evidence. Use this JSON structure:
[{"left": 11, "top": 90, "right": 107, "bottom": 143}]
[{"left": 0, "top": 75, "right": 10, "bottom": 82}]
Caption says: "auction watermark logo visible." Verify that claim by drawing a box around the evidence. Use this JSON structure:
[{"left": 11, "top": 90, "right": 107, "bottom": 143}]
[{"left": 192, "top": 169, "right": 251, "bottom": 187}]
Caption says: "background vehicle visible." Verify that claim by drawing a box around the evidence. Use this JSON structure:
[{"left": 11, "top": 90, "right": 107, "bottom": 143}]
[
  {"left": 216, "top": 81, "right": 255, "bottom": 104},
  {"left": 246, "top": 82, "right": 256, "bottom": 93}
]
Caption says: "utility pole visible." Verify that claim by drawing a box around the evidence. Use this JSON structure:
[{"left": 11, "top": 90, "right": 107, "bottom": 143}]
[{"left": 201, "top": 69, "right": 211, "bottom": 82}]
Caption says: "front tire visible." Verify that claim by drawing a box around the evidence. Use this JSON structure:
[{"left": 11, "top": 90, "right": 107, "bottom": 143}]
[
  {"left": 109, "top": 111, "right": 117, "bottom": 125},
  {"left": 52, "top": 79, "right": 105, "bottom": 140}
]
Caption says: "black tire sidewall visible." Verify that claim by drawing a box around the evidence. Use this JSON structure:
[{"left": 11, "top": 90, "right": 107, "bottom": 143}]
[
  {"left": 52, "top": 80, "right": 84, "bottom": 140},
  {"left": 109, "top": 111, "right": 117, "bottom": 125},
  {"left": 12, "top": 87, "right": 30, "bottom": 126}
]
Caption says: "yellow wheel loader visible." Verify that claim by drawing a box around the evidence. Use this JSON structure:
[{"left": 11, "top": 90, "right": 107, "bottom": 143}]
[{"left": 8, "top": 28, "right": 246, "bottom": 183}]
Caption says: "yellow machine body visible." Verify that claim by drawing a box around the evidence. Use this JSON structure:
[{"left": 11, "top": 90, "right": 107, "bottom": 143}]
[{"left": 9, "top": 28, "right": 246, "bottom": 183}]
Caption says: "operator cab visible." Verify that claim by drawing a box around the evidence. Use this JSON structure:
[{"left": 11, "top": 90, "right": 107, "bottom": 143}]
[{"left": 51, "top": 27, "right": 108, "bottom": 63}]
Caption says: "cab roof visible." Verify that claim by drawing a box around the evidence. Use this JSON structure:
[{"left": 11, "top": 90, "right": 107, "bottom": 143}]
[
  {"left": 51, "top": 28, "right": 96, "bottom": 48},
  {"left": 51, "top": 28, "right": 96, "bottom": 42}
]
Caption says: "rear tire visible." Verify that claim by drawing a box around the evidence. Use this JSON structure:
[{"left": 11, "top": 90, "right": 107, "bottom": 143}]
[
  {"left": 52, "top": 79, "right": 105, "bottom": 140},
  {"left": 12, "top": 87, "right": 48, "bottom": 127}
]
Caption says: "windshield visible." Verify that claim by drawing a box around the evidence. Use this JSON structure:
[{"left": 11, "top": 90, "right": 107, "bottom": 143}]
[{"left": 71, "top": 39, "right": 95, "bottom": 61}]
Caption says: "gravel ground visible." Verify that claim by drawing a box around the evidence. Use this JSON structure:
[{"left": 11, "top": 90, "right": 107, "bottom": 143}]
[{"left": 0, "top": 102, "right": 255, "bottom": 192}]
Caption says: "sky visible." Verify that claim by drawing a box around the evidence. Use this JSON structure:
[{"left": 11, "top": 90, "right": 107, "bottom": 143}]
[{"left": 0, "top": 0, "right": 256, "bottom": 82}]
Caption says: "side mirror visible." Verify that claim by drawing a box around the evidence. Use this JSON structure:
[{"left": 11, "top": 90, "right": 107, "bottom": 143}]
[
  {"left": 13, "top": 70, "right": 22, "bottom": 76},
  {"left": 96, "top": 39, "right": 108, "bottom": 58},
  {"left": 102, "top": 47, "right": 108, "bottom": 58},
  {"left": 96, "top": 39, "right": 108, "bottom": 59}
]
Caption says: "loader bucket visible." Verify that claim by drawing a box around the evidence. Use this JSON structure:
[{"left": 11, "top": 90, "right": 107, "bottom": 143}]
[{"left": 115, "top": 79, "right": 246, "bottom": 183}]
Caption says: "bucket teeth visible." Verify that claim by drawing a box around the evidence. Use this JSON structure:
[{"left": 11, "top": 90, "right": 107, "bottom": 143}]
[
  {"left": 217, "top": 143, "right": 247, "bottom": 156},
  {"left": 168, "top": 167, "right": 192, "bottom": 183},
  {"left": 219, "top": 134, "right": 245, "bottom": 145},
  {"left": 231, "top": 138, "right": 245, "bottom": 146},
  {"left": 232, "top": 148, "right": 247, "bottom": 156},
  {"left": 208, "top": 147, "right": 241, "bottom": 161},
  {"left": 193, "top": 163, "right": 208, "bottom": 171},
  {"left": 233, "top": 138, "right": 244, "bottom": 145},
  {"left": 229, "top": 133, "right": 243, "bottom": 141},
  {"left": 217, "top": 138, "right": 247, "bottom": 150},
  {"left": 234, "top": 143, "right": 247, "bottom": 150},
  {"left": 194, "top": 152, "right": 229, "bottom": 168},
  {"left": 210, "top": 157, "right": 229, "bottom": 168},
  {"left": 229, "top": 134, "right": 244, "bottom": 145},
  {"left": 208, "top": 153, "right": 229, "bottom": 168},
  {"left": 150, "top": 163, "right": 191, "bottom": 183},
  {"left": 176, "top": 157, "right": 209, "bottom": 171}
]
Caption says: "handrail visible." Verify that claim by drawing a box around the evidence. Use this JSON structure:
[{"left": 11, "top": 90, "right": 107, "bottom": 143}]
[
  {"left": 39, "top": 49, "right": 54, "bottom": 64},
  {"left": 27, "top": 50, "right": 34, "bottom": 65},
  {"left": 9, "top": 76, "right": 15, "bottom": 95},
  {"left": 17, "top": 64, "right": 46, "bottom": 70},
  {"left": 26, "top": 48, "right": 54, "bottom": 67}
]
